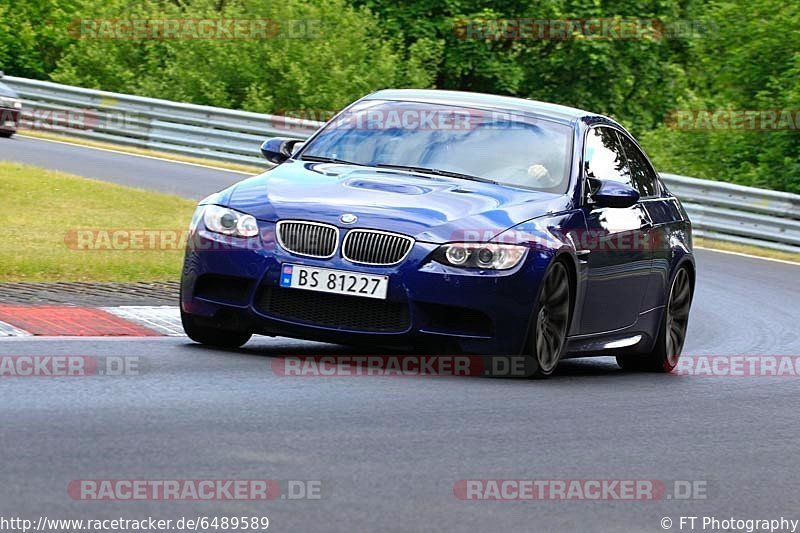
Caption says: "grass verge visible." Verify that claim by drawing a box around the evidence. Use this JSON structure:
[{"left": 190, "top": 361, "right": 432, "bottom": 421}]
[
  {"left": 19, "top": 129, "right": 265, "bottom": 175},
  {"left": 0, "top": 162, "right": 196, "bottom": 282}
]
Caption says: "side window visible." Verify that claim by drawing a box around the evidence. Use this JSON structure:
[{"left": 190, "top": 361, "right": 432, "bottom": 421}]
[
  {"left": 619, "top": 134, "right": 659, "bottom": 197},
  {"left": 583, "top": 127, "right": 630, "bottom": 187}
]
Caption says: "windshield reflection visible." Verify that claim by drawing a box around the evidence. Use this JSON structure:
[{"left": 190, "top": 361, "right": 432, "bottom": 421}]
[{"left": 299, "top": 100, "right": 573, "bottom": 193}]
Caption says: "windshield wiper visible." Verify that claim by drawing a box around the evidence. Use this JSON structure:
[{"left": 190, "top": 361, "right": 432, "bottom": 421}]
[
  {"left": 299, "top": 155, "right": 364, "bottom": 166},
  {"left": 374, "top": 163, "right": 497, "bottom": 184}
]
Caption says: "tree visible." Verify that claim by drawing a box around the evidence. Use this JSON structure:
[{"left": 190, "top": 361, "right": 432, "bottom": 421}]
[
  {"left": 0, "top": 0, "right": 80, "bottom": 79},
  {"left": 640, "top": 0, "right": 800, "bottom": 192},
  {"left": 51, "top": 0, "right": 404, "bottom": 113}
]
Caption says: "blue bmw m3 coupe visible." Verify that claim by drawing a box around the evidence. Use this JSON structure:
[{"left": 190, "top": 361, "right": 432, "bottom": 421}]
[{"left": 180, "top": 90, "right": 695, "bottom": 377}]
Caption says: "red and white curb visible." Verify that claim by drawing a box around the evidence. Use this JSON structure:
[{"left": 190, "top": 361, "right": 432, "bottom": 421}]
[
  {"left": 0, "top": 305, "right": 183, "bottom": 337},
  {"left": 0, "top": 321, "right": 33, "bottom": 337},
  {"left": 101, "top": 306, "right": 184, "bottom": 336}
]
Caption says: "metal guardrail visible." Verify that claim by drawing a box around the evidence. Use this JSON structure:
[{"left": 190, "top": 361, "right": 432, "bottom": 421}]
[
  {"left": 2, "top": 75, "right": 321, "bottom": 165},
  {"left": 661, "top": 174, "right": 800, "bottom": 253},
  {"left": 3, "top": 76, "right": 799, "bottom": 254}
]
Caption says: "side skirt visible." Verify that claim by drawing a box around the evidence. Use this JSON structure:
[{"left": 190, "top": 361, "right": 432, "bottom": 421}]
[{"left": 562, "top": 305, "right": 664, "bottom": 358}]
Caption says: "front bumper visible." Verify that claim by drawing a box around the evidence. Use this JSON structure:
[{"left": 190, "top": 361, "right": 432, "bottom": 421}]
[{"left": 181, "top": 223, "right": 554, "bottom": 354}]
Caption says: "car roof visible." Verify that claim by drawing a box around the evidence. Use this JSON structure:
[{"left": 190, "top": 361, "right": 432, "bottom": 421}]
[{"left": 364, "top": 89, "right": 607, "bottom": 126}]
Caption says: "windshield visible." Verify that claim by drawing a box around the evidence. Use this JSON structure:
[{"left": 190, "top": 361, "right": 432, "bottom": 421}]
[{"left": 298, "top": 100, "right": 573, "bottom": 193}]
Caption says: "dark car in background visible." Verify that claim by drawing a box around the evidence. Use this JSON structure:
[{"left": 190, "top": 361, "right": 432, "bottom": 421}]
[{"left": 0, "top": 72, "right": 22, "bottom": 138}]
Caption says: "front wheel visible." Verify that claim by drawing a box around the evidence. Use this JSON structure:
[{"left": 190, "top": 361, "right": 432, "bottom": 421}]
[
  {"left": 526, "top": 261, "right": 571, "bottom": 378},
  {"left": 617, "top": 266, "right": 692, "bottom": 372},
  {"left": 181, "top": 308, "right": 252, "bottom": 348}
]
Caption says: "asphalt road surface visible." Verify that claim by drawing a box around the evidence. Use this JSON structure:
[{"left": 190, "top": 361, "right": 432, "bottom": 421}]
[
  {"left": 0, "top": 135, "right": 250, "bottom": 199},
  {"left": 1, "top": 135, "right": 799, "bottom": 532}
]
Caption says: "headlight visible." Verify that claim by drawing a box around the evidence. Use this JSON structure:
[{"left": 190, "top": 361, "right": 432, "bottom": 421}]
[
  {"left": 201, "top": 205, "right": 259, "bottom": 237},
  {"left": 434, "top": 243, "right": 528, "bottom": 270}
]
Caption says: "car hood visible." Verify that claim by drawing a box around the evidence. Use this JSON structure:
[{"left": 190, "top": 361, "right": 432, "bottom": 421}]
[{"left": 224, "top": 160, "right": 570, "bottom": 243}]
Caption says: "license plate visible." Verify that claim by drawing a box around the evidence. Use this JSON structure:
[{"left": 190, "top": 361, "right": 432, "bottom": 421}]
[
  {"left": 279, "top": 264, "right": 388, "bottom": 300},
  {"left": 3, "top": 121, "right": 15, "bottom": 128}
]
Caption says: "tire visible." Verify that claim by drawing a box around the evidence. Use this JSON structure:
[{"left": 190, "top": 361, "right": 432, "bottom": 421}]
[
  {"left": 617, "top": 266, "right": 692, "bottom": 372},
  {"left": 0, "top": 131, "right": 14, "bottom": 138},
  {"left": 181, "top": 308, "right": 252, "bottom": 348},
  {"left": 525, "top": 261, "right": 571, "bottom": 378}
]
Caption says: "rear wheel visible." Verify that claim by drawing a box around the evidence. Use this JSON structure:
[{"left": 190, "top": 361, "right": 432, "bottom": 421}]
[
  {"left": 617, "top": 266, "right": 692, "bottom": 372},
  {"left": 181, "top": 308, "right": 252, "bottom": 348},
  {"left": 526, "top": 261, "right": 571, "bottom": 378},
  {"left": 0, "top": 131, "right": 14, "bottom": 138}
]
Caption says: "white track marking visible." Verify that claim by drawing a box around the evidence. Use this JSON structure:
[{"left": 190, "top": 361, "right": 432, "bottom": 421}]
[
  {"left": 0, "top": 321, "right": 32, "bottom": 337},
  {"left": 17, "top": 134, "right": 253, "bottom": 175},
  {"left": 101, "top": 306, "right": 185, "bottom": 336},
  {"left": 695, "top": 246, "right": 800, "bottom": 266}
]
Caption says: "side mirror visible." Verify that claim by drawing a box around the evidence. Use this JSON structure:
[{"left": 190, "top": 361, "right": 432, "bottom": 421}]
[
  {"left": 589, "top": 178, "right": 640, "bottom": 208},
  {"left": 260, "top": 137, "right": 304, "bottom": 165}
]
